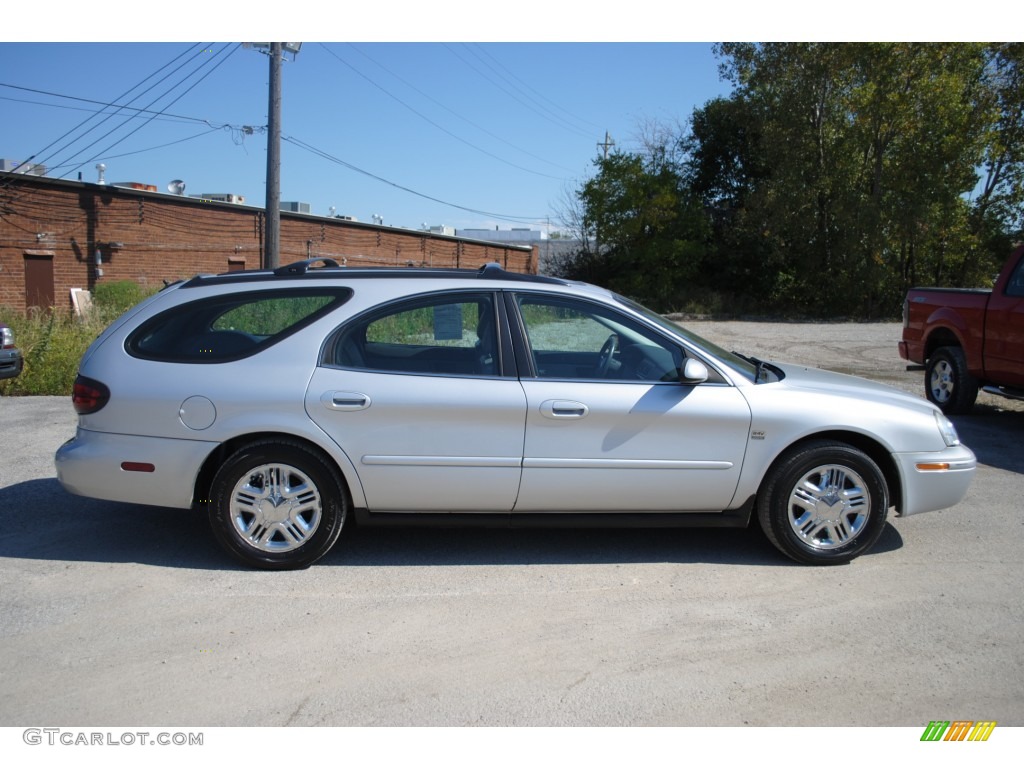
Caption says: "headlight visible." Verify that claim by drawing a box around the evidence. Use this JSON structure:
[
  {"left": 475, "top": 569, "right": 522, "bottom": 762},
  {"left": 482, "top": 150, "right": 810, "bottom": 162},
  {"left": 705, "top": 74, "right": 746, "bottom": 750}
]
[
  {"left": 0, "top": 326, "right": 13, "bottom": 348},
  {"left": 935, "top": 412, "right": 960, "bottom": 447}
]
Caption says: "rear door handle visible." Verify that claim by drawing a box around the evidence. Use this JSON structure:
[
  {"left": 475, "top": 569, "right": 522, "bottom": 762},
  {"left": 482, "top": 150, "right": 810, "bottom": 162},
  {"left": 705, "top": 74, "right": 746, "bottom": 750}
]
[
  {"left": 540, "top": 400, "right": 589, "bottom": 419},
  {"left": 321, "top": 391, "right": 371, "bottom": 411}
]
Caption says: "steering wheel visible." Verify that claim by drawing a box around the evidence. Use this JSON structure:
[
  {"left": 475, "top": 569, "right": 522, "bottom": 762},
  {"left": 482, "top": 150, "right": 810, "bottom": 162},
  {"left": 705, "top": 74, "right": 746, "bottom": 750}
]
[{"left": 596, "top": 333, "right": 619, "bottom": 377}]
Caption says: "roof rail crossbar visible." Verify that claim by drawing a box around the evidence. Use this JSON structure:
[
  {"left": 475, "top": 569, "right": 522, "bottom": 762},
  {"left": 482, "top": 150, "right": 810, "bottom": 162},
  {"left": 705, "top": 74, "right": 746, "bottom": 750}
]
[
  {"left": 274, "top": 258, "right": 340, "bottom": 276},
  {"left": 478, "top": 262, "right": 506, "bottom": 278},
  {"left": 476, "top": 261, "right": 568, "bottom": 285}
]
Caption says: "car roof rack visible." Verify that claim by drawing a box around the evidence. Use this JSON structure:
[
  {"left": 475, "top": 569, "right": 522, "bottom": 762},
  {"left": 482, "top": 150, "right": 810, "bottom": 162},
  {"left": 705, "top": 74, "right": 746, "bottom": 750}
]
[{"left": 180, "top": 258, "right": 570, "bottom": 289}]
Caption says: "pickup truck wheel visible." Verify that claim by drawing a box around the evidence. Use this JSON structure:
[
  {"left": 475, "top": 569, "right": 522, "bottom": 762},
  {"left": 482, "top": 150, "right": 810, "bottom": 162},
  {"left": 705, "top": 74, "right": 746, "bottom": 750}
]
[{"left": 926, "top": 346, "right": 978, "bottom": 414}]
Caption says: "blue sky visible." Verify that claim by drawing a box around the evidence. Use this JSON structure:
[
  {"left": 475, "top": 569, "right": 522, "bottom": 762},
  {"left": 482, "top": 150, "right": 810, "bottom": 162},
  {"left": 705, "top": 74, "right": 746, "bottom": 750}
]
[
  {"left": 1, "top": 6, "right": 982, "bottom": 234},
  {"left": 0, "top": 40, "right": 727, "bottom": 233}
]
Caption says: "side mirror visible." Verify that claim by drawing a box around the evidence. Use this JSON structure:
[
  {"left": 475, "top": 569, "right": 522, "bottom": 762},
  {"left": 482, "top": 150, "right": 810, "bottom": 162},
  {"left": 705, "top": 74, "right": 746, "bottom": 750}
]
[{"left": 679, "top": 358, "right": 709, "bottom": 385}]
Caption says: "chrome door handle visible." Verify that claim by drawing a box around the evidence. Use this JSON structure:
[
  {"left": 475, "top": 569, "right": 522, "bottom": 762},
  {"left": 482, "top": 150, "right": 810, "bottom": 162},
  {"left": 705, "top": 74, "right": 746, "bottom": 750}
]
[
  {"left": 321, "top": 391, "right": 371, "bottom": 411},
  {"left": 540, "top": 400, "right": 589, "bottom": 419}
]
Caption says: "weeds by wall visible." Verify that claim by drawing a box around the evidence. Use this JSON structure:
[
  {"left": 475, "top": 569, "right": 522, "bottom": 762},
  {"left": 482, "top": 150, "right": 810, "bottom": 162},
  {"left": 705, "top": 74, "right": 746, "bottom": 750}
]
[{"left": 0, "top": 281, "right": 158, "bottom": 396}]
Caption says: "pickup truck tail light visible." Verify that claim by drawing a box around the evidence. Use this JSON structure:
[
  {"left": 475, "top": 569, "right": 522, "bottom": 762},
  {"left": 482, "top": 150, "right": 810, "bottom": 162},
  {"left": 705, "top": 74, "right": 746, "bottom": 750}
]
[{"left": 72, "top": 375, "right": 110, "bottom": 414}]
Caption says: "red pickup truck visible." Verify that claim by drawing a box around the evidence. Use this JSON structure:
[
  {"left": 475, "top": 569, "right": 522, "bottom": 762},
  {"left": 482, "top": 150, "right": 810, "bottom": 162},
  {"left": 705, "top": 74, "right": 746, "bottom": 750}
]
[{"left": 899, "top": 246, "right": 1024, "bottom": 413}]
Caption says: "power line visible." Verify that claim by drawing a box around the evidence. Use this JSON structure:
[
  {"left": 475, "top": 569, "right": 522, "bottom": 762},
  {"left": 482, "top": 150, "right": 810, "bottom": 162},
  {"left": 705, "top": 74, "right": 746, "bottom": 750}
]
[
  {"left": 15, "top": 43, "right": 208, "bottom": 173},
  {"left": 318, "top": 44, "right": 567, "bottom": 182},
  {"left": 0, "top": 81, "right": 224, "bottom": 127},
  {"left": 343, "top": 43, "right": 577, "bottom": 174},
  {"left": 0, "top": 82, "right": 264, "bottom": 143},
  {"left": 284, "top": 134, "right": 550, "bottom": 225},
  {"left": 468, "top": 44, "right": 604, "bottom": 134},
  {"left": 58, "top": 43, "right": 242, "bottom": 179},
  {"left": 43, "top": 127, "right": 229, "bottom": 171},
  {"left": 0, "top": 87, "right": 262, "bottom": 182},
  {"left": 444, "top": 44, "right": 593, "bottom": 140}
]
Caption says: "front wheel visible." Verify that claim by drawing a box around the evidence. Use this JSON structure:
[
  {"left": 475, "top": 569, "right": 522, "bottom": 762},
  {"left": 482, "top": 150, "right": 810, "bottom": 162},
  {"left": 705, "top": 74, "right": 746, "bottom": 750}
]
[
  {"left": 757, "top": 441, "right": 889, "bottom": 565},
  {"left": 926, "top": 346, "right": 978, "bottom": 414},
  {"left": 209, "top": 440, "right": 348, "bottom": 570}
]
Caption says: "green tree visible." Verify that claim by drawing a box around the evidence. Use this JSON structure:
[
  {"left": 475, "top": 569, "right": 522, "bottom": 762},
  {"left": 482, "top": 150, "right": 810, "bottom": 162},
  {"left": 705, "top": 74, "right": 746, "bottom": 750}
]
[
  {"left": 967, "top": 43, "right": 1024, "bottom": 280},
  {"left": 706, "top": 42, "right": 999, "bottom": 316},
  {"left": 562, "top": 149, "right": 708, "bottom": 311},
  {"left": 563, "top": 43, "right": 1020, "bottom": 318}
]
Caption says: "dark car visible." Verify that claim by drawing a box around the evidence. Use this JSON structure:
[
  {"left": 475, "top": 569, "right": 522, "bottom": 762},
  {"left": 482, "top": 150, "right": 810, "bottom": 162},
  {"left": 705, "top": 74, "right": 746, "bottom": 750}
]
[{"left": 0, "top": 322, "right": 24, "bottom": 380}]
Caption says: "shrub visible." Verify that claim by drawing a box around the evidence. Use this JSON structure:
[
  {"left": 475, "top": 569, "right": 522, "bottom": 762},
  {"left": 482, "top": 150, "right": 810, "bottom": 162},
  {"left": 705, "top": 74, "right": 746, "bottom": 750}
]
[
  {"left": 0, "top": 282, "right": 158, "bottom": 396},
  {"left": 92, "top": 280, "right": 153, "bottom": 320}
]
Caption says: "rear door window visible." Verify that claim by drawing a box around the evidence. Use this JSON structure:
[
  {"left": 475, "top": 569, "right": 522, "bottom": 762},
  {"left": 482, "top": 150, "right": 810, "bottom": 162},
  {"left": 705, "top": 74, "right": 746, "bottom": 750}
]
[{"left": 328, "top": 292, "right": 500, "bottom": 377}]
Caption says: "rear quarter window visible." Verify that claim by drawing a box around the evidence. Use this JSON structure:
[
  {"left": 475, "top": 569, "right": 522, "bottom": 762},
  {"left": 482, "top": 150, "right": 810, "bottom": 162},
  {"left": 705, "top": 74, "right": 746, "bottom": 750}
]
[
  {"left": 1006, "top": 255, "right": 1024, "bottom": 298},
  {"left": 126, "top": 288, "right": 352, "bottom": 363}
]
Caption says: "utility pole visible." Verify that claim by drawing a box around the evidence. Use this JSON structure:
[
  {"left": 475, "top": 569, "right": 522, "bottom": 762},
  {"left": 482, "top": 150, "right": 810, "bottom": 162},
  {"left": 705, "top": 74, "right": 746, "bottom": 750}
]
[
  {"left": 594, "top": 132, "right": 614, "bottom": 255},
  {"left": 265, "top": 42, "right": 282, "bottom": 270},
  {"left": 247, "top": 43, "right": 301, "bottom": 268}
]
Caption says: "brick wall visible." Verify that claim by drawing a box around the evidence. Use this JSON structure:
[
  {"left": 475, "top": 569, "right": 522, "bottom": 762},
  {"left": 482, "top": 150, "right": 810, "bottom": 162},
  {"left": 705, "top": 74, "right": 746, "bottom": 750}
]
[{"left": 0, "top": 174, "right": 537, "bottom": 313}]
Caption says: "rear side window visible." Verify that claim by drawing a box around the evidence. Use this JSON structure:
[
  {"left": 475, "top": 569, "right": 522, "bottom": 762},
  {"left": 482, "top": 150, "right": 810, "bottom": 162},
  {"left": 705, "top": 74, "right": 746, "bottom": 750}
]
[
  {"left": 328, "top": 292, "right": 500, "bottom": 377},
  {"left": 1006, "top": 255, "right": 1024, "bottom": 298},
  {"left": 127, "top": 288, "right": 352, "bottom": 363}
]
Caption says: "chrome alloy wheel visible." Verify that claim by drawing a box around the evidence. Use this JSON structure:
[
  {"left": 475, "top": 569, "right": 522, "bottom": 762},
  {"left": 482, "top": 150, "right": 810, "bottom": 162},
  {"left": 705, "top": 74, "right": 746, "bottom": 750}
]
[
  {"left": 786, "top": 464, "right": 870, "bottom": 551},
  {"left": 929, "top": 358, "right": 955, "bottom": 405},
  {"left": 229, "top": 463, "right": 323, "bottom": 552}
]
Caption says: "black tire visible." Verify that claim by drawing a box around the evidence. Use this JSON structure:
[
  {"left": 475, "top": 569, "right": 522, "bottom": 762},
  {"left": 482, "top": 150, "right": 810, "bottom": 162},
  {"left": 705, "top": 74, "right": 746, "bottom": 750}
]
[
  {"left": 209, "top": 439, "right": 348, "bottom": 570},
  {"left": 925, "top": 346, "right": 978, "bottom": 414},
  {"left": 757, "top": 440, "right": 889, "bottom": 565}
]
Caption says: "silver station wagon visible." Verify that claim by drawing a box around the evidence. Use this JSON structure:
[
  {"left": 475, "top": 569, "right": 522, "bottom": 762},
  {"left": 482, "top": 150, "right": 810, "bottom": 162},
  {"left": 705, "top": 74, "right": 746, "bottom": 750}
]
[{"left": 55, "top": 259, "right": 976, "bottom": 569}]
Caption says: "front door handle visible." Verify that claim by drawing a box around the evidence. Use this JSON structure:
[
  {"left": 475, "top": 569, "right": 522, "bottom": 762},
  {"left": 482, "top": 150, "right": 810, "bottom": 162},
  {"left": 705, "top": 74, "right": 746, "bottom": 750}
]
[
  {"left": 540, "top": 399, "right": 589, "bottom": 419},
  {"left": 321, "top": 391, "right": 371, "bottom": 411}
]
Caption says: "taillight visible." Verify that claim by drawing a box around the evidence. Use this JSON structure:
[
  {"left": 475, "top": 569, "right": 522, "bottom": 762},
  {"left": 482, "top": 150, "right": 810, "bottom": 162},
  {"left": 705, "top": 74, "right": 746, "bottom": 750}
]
[{"left": 72, "top": 375, "right": 110, "bottom": 415}]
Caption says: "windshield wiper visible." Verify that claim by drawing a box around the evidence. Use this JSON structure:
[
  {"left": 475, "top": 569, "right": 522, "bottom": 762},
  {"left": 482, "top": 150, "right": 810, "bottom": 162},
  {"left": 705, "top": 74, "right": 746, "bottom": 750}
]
[{"left": 732, "top": 351, "right": 767, "bottom": 383}]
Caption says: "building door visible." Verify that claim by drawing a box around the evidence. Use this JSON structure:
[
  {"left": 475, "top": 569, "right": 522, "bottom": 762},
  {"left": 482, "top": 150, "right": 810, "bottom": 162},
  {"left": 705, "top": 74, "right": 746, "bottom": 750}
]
[{"left": 24, "top": 254, "right": 55, "bottom": 310}]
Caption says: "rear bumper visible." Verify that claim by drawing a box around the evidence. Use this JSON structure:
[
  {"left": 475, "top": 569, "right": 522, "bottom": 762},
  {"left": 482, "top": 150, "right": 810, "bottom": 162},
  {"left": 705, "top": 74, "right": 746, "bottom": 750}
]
[
  {"left": 898, "top": 339, "right": 923, "bottom": 364},
  {"left": 894, "top": 444, "right": 977, "bottom": 517},
  {"left": 55, "top": 427, "right": 217, "bottom": 509}
]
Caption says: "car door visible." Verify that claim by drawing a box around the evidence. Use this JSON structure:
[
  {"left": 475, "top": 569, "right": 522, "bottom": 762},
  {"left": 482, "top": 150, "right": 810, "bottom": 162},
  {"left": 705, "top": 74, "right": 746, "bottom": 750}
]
[
  {"left": 510, "top": 292, "right": 752, "bottom": 513},
  {"left": 305, "top": 291, "right": 526, "bottom": 512},
  {"left": 983, "top": 251, "right": 1024, "bottom": 387}
]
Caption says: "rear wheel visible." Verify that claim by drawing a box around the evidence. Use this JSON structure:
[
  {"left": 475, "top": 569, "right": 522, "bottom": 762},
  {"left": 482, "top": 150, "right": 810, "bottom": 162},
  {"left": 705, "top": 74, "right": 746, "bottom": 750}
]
[
  {"left": 209, "top": 440, "right": 347, "bottom": 570},
  {"left": 926, "top": 346, "right": 978, "bottom": 414},
  {"left": 757, "top": 441, "right": 889, "bottom": 565}
]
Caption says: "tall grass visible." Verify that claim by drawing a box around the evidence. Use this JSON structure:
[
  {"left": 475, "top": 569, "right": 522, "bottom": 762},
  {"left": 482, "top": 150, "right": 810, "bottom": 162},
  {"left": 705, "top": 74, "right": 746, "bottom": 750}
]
[{"left": 0, "top": 281, "right": 159, "bottom": 396}]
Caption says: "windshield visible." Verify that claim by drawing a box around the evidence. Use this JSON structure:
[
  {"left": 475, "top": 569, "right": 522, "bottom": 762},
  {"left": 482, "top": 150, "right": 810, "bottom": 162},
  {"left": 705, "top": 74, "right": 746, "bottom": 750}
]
[{"left": 612, "top": 294, "right": 759, "bottom": 382}]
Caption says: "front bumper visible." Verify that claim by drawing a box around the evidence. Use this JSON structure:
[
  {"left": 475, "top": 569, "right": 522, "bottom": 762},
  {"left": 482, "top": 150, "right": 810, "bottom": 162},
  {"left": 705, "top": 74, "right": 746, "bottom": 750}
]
[
  {"left": 0, "top": 348, "right": 23, "bottom": 380},
  {"left": 55, "top": 427, "right": 218, "bottom": 509},
  {"left": 894, "top": 443, "right": 977, "bottom": 517}
]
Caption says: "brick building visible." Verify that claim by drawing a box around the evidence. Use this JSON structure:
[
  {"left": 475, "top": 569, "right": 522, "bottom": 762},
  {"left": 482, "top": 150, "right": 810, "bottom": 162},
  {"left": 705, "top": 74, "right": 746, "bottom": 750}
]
[{"left": 0, "top": 173, "right": 538, "bottom": 313}]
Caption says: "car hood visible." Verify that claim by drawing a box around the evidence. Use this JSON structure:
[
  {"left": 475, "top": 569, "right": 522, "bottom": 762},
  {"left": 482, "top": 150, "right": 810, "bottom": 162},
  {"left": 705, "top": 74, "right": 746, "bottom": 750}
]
[{"left": 769, "top": 361, "right": 935, "bottom": 414}]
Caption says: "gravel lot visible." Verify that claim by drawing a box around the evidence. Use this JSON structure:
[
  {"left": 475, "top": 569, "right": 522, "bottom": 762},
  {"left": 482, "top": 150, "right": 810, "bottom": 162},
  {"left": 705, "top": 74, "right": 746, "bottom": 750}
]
[{"left": 1, "top": 321, "right": 1022, "bottom": 729}]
